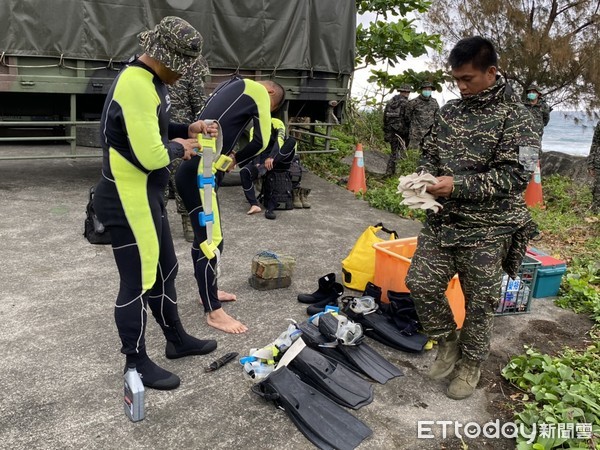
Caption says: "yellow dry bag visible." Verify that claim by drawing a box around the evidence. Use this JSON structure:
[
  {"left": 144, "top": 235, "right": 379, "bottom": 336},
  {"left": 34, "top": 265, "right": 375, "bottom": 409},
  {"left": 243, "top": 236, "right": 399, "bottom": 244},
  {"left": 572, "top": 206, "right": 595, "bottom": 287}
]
[{"left": 341, "top": 222, "right": 397, "bottom": 291}]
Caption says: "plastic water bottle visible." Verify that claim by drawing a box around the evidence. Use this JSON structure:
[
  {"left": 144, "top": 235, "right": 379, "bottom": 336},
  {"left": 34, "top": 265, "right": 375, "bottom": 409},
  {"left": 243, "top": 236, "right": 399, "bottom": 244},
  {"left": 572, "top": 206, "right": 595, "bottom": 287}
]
[
  {"left": 124, "top": 364, "right": 145, "bottom": 422},
  {"left": 243, "top": 361, "right": 274, "bottom": 380}
]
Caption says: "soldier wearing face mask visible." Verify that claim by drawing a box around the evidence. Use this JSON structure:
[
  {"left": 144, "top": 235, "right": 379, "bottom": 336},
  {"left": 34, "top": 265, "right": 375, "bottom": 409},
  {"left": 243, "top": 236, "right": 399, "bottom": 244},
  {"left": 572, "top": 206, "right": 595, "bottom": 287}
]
[
  {"left": 406, "top": 81, "right": 440, "bottom": 150},
  {"left": 523, "top": 84, "right": 551, "bottom": 138}
]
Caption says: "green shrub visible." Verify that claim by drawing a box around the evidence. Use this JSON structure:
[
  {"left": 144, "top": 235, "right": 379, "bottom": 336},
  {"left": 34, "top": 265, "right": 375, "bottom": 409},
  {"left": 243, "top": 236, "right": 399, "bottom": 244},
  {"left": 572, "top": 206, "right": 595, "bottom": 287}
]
[
  {"left": 502, "top": 345, "right": 600, "bottom": 449},
  {"left": 556, "top": 258, "right": 600, "bottom": 324}
]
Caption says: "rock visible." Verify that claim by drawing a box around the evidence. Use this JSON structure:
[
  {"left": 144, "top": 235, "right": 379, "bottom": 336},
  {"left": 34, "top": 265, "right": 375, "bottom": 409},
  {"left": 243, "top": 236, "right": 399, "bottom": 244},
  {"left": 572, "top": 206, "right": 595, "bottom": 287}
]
[
  {"left": 342, "top": 147, "right": 389, "bottom": 175},
  {"left": 541, "top": 151, "right": 591, "bottom": 183}
]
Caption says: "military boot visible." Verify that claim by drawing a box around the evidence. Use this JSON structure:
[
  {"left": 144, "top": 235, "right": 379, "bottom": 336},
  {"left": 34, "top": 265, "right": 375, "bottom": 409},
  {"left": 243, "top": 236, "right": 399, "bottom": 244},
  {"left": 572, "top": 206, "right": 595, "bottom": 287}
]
[
  {"left": 181, "top": 214, "right": 194, "bottom": 243},
  {"left": 300, "top": 188, "right": 311, "bottom": 208},
  {"left": 447, "top": 358, "right": 481, "bottom": 400},
  {"left": 428, "top": 330, "right": 460, "bottom": 380},
  {"left": 293, "top": 188, "right": 303, "bottom": 209}
]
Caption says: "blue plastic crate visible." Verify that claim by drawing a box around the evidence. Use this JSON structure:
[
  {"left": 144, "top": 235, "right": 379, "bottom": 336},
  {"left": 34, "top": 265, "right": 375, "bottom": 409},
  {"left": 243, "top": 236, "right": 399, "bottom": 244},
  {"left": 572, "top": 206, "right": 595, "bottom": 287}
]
[
  {"left": 526, "top": 247, "right": 567, "bottom": 298},
  {"left": 532, "top": 261, "right": 567, "bottom": 298}
]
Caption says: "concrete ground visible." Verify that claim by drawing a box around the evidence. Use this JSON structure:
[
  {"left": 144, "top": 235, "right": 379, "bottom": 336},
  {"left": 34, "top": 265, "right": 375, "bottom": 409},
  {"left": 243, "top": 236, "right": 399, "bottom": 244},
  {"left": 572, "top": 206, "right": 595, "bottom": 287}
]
[{"left": 0, "top": 145, "right": 591, "bottom": 449}]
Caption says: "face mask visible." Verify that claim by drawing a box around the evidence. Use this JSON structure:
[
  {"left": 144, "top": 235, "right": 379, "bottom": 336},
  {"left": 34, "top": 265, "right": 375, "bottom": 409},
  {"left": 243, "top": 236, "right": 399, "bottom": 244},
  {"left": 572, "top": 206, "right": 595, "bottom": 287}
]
[
  {"left": 527, "top": 92, "right": 538, "bottom": 101},
  {"left": 422, "top": 90, "right": 432, "bottom": 98}
]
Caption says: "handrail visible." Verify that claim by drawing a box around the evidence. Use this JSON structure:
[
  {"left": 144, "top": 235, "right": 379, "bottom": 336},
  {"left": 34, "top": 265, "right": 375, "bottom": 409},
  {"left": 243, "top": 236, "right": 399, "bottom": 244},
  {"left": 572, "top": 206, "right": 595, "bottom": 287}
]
[{"left": 289, "top": 128, "right": 339, "bottom": 140}]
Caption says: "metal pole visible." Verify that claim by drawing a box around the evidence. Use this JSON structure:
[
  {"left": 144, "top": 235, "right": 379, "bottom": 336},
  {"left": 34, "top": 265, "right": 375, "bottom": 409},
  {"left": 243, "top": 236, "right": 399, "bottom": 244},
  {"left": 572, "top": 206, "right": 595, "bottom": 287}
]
[
  {"left": 324, "top": 106, "right": 334, "bottom": 153},
  {"left": 70, "top": 93, "right": 77, "bottom": 156}
]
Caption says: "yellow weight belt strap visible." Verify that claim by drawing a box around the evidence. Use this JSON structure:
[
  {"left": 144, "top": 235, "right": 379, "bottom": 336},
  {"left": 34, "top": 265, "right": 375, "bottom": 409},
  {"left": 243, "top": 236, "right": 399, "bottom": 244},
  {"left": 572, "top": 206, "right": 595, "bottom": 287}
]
[{"left": 196, "top": 120, "right": 226, "bottom": 260}]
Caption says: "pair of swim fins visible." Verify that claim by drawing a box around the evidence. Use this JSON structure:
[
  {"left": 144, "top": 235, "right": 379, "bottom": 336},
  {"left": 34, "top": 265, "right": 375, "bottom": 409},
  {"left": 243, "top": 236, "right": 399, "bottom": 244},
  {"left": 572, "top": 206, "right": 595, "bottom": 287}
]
[
  {"left": 343, "top": 304, "right": 429, "bottom": 353},
  {"left": 297, "top": 319, "right": 403, "bottom": 384},
  {"left": 288, "top": 346, "right": 374, "bottom": 409},
  {"left": 253, "top": 366, "right": 372, "bottom": 450}
]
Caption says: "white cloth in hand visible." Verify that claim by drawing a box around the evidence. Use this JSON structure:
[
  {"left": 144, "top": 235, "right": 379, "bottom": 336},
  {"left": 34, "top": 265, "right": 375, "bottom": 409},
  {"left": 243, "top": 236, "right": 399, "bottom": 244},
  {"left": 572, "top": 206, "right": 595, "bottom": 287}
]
[{"left": 397, "top": 172, "right": 443, "bottom": 213}]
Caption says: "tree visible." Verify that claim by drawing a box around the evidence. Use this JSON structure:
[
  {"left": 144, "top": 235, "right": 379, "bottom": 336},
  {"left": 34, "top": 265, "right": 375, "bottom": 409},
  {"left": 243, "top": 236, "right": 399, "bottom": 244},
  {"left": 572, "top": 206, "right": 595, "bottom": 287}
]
[
  {"left": 425, "top": 0, "right": 600, "bottom": 113},
  {"left": 353, "top": 0, "right": 444, "bottom": 99},
  {"left": 368, "top": 68, "right": 451, "bottom": 94},
  {"left": 355, "top": 0, "right": 441, "bottom": 68}
]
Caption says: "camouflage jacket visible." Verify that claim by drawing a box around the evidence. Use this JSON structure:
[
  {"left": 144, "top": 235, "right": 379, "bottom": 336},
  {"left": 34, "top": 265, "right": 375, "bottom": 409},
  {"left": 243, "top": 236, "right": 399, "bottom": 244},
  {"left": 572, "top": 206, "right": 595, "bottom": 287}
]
[
  {"left": 418, "top": 77, "right": 540, "bottom": 247},
  {"left": 167, "top": 61, "right": 208, "bottom": 124},
  {"left": 383, "top": 95, "right": 410, "bottom": 136},
  {"left": 588, "top": 124, "right": 600, "bottom": 171},
  {"left": 523, "top": 100, "right": 551, "bottom": 137},
  {"left": 406, "top": 95, "right": 439, "bottom": 147}
]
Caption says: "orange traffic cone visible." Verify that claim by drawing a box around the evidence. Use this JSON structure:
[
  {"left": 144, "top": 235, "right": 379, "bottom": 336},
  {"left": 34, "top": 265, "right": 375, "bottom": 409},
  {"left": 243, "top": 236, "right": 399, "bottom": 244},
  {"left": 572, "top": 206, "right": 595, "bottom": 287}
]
[
  {"left": 524, "top": 160, "right": 544, "bottom": 207},
  {"left": 347, "top": 143, "right": 367, "bottom": 193}
]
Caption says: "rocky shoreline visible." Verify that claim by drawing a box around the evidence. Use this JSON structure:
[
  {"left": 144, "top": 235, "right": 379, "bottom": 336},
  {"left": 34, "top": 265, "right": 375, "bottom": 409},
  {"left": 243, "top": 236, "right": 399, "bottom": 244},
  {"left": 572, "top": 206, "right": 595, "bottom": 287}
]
[{"left": 541, "top": 150, "right": 591, "bottom": 182}]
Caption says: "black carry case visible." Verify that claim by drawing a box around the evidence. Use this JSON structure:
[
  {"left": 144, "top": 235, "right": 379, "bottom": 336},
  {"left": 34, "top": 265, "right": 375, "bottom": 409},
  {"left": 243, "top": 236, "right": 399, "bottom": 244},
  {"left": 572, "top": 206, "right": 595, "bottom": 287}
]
[
  {"left": 289, "top": 155, "right": 303, "bottom": 187},
  {"left": 83, "top": 186, "right": 111, "bottom": 245},
  {"left": 261, "top": 170, "right": 294, "bottom": 210}
]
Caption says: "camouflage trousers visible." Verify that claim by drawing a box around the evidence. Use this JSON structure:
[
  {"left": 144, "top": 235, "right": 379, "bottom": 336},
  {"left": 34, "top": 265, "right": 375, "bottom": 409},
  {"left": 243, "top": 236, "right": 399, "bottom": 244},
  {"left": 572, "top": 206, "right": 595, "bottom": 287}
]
[
  {"left": 164, "top": 158, "right": 187, "bottom": 215},
  {"left": 405, "top": 225, "right": 510, "bottom": 362},
  {"left": 386, "top": 132, "right": 408, "bottom": 176}
]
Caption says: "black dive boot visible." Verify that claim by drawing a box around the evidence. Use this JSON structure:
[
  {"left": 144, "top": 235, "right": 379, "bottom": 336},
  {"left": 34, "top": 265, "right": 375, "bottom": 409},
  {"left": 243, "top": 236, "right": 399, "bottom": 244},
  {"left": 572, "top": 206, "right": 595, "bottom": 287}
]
[
  {"left": 363, "top": 282, "right": 382, "bottom": 304},
  {"left": 387, "top": 290, "right": 420, "bottom": 322},
  {"left": 162, "top": 320, "right": 218, "bottom": 359},
  {"left": 126, "top": 351, "right": 180, "bottom": 390},
  {"left": 298, "top": 273, "right": 340, "bottom": 304},
  {"left": 306, "top": 282, "right": 345, "bottom": 315}
]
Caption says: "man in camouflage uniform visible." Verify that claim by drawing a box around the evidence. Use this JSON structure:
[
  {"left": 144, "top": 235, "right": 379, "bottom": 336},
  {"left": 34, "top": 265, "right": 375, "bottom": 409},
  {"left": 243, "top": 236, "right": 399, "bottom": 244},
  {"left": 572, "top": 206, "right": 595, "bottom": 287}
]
[
  {"left": 383, "top": 84, "right": 411, "bottom": 176},
  {"left": 166, "top": 56, "right": 209, "bottom": 242},
  {"left": 588, "top": 123, "right": 600, "bottom": 212},
  {"left": 406, "top": 81, "right": 439, "bottom": 150},
  {"left": 405, "top": 36, "right": 540, "bottom": 400},
  {"left": 523, "top": 84, "right": 551, "bottom": 138}
]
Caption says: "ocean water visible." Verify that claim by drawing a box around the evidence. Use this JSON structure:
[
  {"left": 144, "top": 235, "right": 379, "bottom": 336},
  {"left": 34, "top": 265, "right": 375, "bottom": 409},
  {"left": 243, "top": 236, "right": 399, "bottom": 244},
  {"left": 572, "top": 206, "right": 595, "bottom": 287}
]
[{"left": 542, "top": 111, "right": 596, "bottom": 156}]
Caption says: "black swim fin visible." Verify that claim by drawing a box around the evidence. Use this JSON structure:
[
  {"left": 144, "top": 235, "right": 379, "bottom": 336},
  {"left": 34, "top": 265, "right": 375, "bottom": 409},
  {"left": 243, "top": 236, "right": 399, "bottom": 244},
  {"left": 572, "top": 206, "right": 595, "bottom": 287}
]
[
  {"left": 336, "top": 341, "right": 404, "bottom": 384},
  {"left": 252, "top": 366, "right": 372, "bottom": 450},
  {"left": 298, "top": 317, "right": 403, "bottom": 384},
  {"left": 345, "top": 308, "right": 429, "bottom": 353},
  {"left": 317, "top": 313, "right": 404, "bottom": 384},
  {"left": 297, "top": 320, "right": 362, "bottom": 372},
  {"left": 288, "top": 346, "right": 374, "bottom": 409}
]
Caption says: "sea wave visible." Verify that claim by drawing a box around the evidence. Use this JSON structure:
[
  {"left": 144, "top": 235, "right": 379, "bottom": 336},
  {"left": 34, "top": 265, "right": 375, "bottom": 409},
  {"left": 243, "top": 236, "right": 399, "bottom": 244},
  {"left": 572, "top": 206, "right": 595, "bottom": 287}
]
[{"left": 542, "top": 111, "right": 596, "bottom": 156}]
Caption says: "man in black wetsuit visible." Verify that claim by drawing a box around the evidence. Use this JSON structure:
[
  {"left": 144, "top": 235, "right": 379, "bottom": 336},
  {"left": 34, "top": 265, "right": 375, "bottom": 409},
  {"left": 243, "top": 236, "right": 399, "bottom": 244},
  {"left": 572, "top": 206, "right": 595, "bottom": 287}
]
[
  {"left": 94, "top": 17, "right": 218, "bottom": 390},
  {"left": 176, "top": 76, "right": 285, "bottom": 333},
  {"left": 241, "top": 117, "right": 297, "bottom": 219}
]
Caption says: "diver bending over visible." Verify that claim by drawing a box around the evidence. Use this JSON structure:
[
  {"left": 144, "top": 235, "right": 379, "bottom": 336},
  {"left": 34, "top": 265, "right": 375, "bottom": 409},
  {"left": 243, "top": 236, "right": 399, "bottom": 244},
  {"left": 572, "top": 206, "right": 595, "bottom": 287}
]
[
  {"left": 94, "top": 18, "right": 218, "bottom": 389},
  {"left": 176, "top": 76, "right": 285, "bottom": 334},
  {"left": 240, "top": 117, "right": 297, "bottom": 217}
]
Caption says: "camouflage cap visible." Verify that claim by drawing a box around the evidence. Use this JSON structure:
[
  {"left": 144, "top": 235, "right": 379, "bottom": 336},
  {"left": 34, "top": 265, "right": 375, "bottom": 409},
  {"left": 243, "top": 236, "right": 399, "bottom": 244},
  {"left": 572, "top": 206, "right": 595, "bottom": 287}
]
[
  {"left": 526, "top": 83, "right": 541, "bottom": 93},
  {"left": 421, "top": 81, "right": 434, "bottom": 89},
  {"left": 399, "top": 84, "right": 412, "bottom": 92},
  {"left": 138, "top": 16, "right": 203, "bottom": 75}
]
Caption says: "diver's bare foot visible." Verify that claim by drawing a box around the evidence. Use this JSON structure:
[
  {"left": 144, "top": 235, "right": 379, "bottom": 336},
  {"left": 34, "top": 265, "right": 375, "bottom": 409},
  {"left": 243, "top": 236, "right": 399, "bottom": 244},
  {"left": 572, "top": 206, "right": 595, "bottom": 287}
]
[
  {"left": 207, "top": 309, "right": 248, "bottom": 334},
  {"left": 247, "top": 205, "right": 262, "bottom": 215},
  {"left": 217, "top": 290, "right": 237, "bottom": 302}
]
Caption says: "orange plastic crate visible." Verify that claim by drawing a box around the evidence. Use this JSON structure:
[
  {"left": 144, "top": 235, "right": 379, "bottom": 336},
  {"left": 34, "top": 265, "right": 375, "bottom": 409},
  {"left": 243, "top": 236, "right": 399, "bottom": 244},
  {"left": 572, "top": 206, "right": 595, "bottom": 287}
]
[{"left": 373, "top": 237, "right": 466, "bottom": 328}]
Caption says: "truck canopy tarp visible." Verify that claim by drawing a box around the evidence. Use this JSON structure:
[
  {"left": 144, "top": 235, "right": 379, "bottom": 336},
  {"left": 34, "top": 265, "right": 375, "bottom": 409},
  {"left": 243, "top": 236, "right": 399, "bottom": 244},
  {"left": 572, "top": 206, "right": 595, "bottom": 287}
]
[{"left": 0, "top": 0, "right": 355, "bottom": 74}]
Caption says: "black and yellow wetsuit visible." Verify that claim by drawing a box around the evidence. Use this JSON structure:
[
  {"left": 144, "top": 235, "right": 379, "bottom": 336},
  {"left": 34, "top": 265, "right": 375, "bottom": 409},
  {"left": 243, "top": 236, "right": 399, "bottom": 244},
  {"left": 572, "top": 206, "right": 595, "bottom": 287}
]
[
  {"left": 175, "top": 76, "right": 272, "bottom": 312},
  {"left": 94, "top": 60, "right": 190, "bottom": 358},
  {"left": 240, "top": 118, "right": 297, "bottom": 208}
]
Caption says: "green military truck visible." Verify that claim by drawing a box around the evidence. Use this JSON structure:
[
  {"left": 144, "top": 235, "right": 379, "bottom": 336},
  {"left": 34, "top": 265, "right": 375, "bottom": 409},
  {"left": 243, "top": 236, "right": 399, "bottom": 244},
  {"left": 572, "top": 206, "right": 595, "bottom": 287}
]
[{"left": 0, "top": 0, "right": 355, "bottom": 159}]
